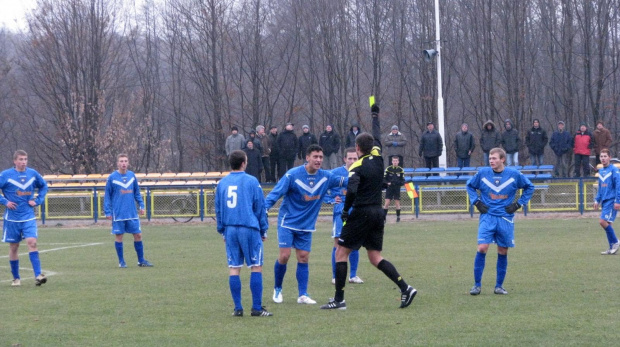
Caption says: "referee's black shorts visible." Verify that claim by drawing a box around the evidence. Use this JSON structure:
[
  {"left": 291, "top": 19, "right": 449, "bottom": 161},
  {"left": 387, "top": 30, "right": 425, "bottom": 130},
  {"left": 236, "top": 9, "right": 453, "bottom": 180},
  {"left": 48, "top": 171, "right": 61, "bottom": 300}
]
[
  {"left": 385, "top": 185, "right": 401, "bottom": 200},
  {"left": 338, "top": 205, "right": 384, "bottom": 251}
]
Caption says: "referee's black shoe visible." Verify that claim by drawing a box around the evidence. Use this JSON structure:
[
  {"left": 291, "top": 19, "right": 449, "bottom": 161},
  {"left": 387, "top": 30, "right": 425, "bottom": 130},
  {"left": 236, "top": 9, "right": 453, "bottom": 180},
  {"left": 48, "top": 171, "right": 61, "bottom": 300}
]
[{"left": 399, "top": 286, "right": 417, "bottom": 308}]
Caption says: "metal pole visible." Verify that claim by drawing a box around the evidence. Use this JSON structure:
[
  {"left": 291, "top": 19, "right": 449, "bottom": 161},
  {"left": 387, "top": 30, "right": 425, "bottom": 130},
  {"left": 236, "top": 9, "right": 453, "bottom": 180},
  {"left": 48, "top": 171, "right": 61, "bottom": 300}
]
[{"left": 435, "top": 0, "right": 447, "bottom": 169}]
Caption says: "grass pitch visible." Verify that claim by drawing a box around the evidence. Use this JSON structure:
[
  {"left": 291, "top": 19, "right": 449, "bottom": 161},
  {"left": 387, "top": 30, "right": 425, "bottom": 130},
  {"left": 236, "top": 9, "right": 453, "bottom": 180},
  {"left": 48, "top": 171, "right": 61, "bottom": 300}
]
[{"left": 0, "top": 216, "right": 618, "bottom": 346}]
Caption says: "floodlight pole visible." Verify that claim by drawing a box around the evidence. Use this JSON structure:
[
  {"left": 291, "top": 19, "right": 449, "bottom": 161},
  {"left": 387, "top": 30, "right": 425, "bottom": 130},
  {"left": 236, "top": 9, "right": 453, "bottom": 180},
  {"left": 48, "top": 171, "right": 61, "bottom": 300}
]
[{"left": 434, "top": 0, "right": 447, "bottom": 169}]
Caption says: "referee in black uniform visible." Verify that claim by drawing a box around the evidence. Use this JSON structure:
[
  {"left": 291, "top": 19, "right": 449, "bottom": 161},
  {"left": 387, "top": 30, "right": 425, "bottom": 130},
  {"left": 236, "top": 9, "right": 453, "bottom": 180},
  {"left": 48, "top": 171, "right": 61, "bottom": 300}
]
[{"left": 320, "top": 104, "right": 417, "bottom": 310}]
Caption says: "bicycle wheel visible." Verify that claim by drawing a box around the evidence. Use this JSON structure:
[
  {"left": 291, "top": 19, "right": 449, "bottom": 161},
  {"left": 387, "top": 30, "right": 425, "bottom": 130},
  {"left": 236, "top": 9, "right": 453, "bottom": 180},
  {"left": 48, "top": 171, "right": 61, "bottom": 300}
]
[{"left": 170, "top": 197, "right": 195, "bottom": 223}]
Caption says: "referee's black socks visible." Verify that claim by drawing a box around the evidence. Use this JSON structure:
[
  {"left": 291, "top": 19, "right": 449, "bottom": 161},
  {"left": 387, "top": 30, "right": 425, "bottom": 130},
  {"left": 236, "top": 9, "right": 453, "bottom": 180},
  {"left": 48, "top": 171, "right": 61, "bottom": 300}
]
[
  {"left": 335, "top": 261, "right": 348, "bottom": 302},
  {"left": 377, "top": 259, "right": 409, "bottom": 292}
]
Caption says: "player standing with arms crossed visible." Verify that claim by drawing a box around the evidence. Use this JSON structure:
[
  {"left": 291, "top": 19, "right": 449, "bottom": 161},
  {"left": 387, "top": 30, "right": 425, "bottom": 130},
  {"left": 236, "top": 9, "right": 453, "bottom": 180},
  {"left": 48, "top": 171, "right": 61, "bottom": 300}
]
[
  {"left": 216, "top": 150, "right": 271, "bottom": 317},
  {"left": 467, "top": 147, "right": 534, "bottom": 295},
  {"left": 594, "top": 149, "right": 620, "bottom": 255},
  {"left": 0, "top": 150, "right": 48, "bottom": 286},
  {"left": 321, "top": 104, "right": 417, "bottom": 310}
]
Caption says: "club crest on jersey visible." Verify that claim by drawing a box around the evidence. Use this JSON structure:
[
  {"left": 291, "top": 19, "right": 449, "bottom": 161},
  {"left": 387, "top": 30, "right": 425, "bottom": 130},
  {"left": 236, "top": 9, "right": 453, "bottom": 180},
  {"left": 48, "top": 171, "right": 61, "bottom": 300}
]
[{"left": 494, "top": 179, "right": 501, "bottom": 185}]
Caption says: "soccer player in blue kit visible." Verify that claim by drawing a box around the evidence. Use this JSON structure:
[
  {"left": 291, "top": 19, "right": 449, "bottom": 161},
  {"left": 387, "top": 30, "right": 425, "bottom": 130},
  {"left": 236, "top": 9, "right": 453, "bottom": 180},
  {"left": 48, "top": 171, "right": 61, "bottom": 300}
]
[
  {"left": 467, "top": 147, "right": 534, "bottom": 295},
  {"left": 265, "top": 143, "right": 347, "bottom": 305},
  {"left": 0, "top": 150, "right": 48, "bottom": 286},
  {"left": 104, "top": 154, "right": 153, "bottom": 268},
  {"left": 594, "top": 149, "right": 620, "bottom": 255},
  {"left": 323, "top": 147, "right": 364, "bottom": 285},
  {"left": 216, "top": 150, "right": 271, "bottom": 317}
]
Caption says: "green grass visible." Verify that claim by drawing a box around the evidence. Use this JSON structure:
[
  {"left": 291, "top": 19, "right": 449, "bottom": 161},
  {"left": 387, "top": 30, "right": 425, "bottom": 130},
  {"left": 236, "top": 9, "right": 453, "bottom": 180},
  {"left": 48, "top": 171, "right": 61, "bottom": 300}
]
[{"left": 1, "top": 217, "right": 618, "bottom": 346}]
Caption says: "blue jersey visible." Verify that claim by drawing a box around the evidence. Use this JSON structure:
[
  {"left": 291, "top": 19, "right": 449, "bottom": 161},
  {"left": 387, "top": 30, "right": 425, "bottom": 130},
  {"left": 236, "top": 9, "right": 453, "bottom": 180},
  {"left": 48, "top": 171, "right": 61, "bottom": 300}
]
[
  {"left": 0, "top": 168, "right": 48, "bottom": 222},
  {"left": 215, "top": 171, "right": 268, "bottom": 236},
  {"left": 104, "top": 170, "right": 144, "bottom": 221},
  {"left": 466, "top": 167, "right": 535, "bottom": 217},
  {"left": 265, "top": 165, "right": 347, "bottom": 232},
  {"left": 595, "top": 164, "right": 620, "bottom": 204},
  {"left": 322, "top": 166, "right": 349, "bottom": 216}
]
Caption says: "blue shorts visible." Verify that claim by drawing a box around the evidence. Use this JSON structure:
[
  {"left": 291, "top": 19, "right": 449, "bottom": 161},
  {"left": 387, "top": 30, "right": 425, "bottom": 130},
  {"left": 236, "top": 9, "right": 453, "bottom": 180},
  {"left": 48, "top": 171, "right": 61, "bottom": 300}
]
[
  {"left": 331, "top": 214, "right": 343, "bottom": 238},
  {"left": 477, "top": 214, "right": 515, "bottom": 248},
  {"left": 600, "top": 199, "right": 618, "bottom": 223},
  {"left": 111, "top": 219, "right": 141, "bottom": 235},
  {"left": 277, "top": 226, "right": 313, "bottom": 252},
  {"left": 2, "top": 220, "right": 38, "bottom": 243},
  {"left": 225, "top": 226, "right": 264, "bottom": 268}
]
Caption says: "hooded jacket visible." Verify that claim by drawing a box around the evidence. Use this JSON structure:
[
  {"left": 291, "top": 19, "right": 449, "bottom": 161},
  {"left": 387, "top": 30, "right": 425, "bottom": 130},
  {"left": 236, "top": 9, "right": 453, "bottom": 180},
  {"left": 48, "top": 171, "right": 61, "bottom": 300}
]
[
  {"left": 501, "top": 120, "right": 521, "bottom": 154},
  {"left": 525, "top": 120, "right": 548, "bottom": 155},
  {"left": 345, "top": 122, "right": 362, "bottom": 148},
  {"left": 480, "top": 120, "right": 501, "bottom": 153}
]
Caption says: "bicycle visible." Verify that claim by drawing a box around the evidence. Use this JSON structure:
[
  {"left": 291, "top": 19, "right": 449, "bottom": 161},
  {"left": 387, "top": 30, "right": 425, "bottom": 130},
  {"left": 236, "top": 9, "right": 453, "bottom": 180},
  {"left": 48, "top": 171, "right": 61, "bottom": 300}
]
[{"left": 169, "top": 191, "right": 198, "bottom": 223}]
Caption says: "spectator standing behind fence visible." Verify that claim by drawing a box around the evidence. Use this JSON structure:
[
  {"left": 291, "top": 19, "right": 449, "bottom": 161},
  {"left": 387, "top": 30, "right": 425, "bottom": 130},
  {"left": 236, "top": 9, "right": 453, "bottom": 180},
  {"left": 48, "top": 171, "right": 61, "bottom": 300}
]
[
  {"left": 247, "top": 130, "right": 262, "bottom": 152},
  {"left": 215, "top": 150, "right": 272, "bottom": 317},
  {"left": 525, "top": 119, "right": 548, "bottom": 167},
  {"left": 454, "top": 123, "right": 475, "bottom": 168},
  {"left": 345, "top": 122, "right": 361, "bottom": 148},
  {"left": 0, "top": 150, "right": 48, "bottom": 287},
  {"left": 480, "top": 120, "right": 501, "bottom": 166},
  {"left": 419, "top": 121, "right": 443, "bottom": 172},
  {"left": 320, "top": 124, "right": 341, "bottom": 170},
  {"left": 549, "top": 121, "right": 572, "bottom": 177},
  {"left": 573, "top": 122, "right": 595, "bottom": 177},
  {"left": 243, "top": 140, "right": 263, "bottom": 182},
  {"left": 593, "top": 149, "right": 620, "bottom": 255},
  {"left": 298, "top": 125, "right": 318, "bottom": 163},
  {"left": 268, "top": 126, "right": 279, "bottom": 182},
  {"left": 104, "top": 154, "right": 153, "bottom": 268},
  {"left": 256, "top": 125, "right": 272, "bottom": 183},
  {"left": 276, "top": 123, "right": 298, "bottom": 179},
  {"left": 225, "top": 126, "right": 246, "bottom": 159},
  {"left": 384, "top": 125, "right": 407, "bottom": 167},
  {"left": 501, "top": 119, "right": 521, "bottom": 166},
  {"left": 593, "top": 120, "right": 613, "bottom": 166}
]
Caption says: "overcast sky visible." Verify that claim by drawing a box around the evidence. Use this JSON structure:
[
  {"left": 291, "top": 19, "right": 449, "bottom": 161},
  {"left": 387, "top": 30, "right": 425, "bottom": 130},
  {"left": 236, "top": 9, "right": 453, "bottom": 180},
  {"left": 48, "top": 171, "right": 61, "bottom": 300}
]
[{"left": 0, "top": 0, "right": 37, "bottom": 32}]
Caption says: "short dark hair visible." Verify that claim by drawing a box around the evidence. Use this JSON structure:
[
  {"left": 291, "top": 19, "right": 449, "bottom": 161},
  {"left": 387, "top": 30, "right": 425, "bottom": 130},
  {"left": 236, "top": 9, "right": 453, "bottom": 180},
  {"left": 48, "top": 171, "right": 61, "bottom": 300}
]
[
  {"left": 229, "top": 150, "right": 247, "bottom": 170},
  {"left": 355, "top": 132, "right": 374, "bottom": 155},
  {"left": 13, "top": 150, "right": 28, "bottom": 160},
  {"left": 306, "top": 144, "right": 323, "bottom": 156}
]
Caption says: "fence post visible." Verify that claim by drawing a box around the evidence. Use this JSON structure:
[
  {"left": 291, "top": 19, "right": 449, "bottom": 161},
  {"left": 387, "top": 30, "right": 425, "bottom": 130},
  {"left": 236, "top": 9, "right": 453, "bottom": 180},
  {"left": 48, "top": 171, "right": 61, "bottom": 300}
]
[
  {"left": 146, "top": 187, "right": 151, "bottom": 221},
  {"left": 200, "top": 186, "right": 205, "bottom": 221},
  {"left": 93, "top": 187, "right": 99, "bottom": 223},
  {"left": 578, "top": 179, "right": 584, "bottom": 215}
]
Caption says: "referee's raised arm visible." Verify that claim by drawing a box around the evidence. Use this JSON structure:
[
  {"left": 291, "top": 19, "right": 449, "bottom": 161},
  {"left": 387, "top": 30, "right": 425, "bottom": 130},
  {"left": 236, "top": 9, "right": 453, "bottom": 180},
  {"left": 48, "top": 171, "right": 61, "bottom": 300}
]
[{"left": 371, "top": 104, "right": 382, "bottom": 151}]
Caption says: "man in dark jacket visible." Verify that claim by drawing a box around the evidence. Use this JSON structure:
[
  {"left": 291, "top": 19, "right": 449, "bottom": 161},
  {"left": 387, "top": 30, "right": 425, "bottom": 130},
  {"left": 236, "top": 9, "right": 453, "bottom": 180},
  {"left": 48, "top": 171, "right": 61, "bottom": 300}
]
[
  {"left": 268, "top": 126, "right": 279, "bottom": 182},
  {"left": 480, "top": 120, "right": 501, "bottom": 166},
  {"left": 247, "top": 130, "right": 262, "bottom": 153},
  {"left": 419, "top": 121, "right": 443, "bottom": 171},
  {"left": 243, "top": 140, "right": 263, "bottom": 182},
  {"left": 549, "top": 121, "right": 572, "bottom": 177},
  {"left": 454, "top": 123, "right": 475, "bottom": 168},
  {"left": 298, "top": 125, "right": 318, "bottom": 162},
  {"left": 345, "top": 122, "right": 361, "bottom": 148},
  {"left": 276, "top": 123, "right": 298, "bottom": 178},
  {"left": 500, "top": 119, "right": 521, "bottom": 166},
  {"left": 525, "top": 119, "right": 548, "bottom": 166},
  {"left": 319, "top": 124, "right": 341, "bottom": 170}
]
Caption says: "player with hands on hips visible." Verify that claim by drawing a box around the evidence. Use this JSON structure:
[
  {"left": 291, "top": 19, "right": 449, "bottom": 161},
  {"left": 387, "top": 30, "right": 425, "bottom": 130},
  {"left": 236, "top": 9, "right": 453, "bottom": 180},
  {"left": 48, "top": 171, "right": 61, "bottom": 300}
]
[{"left": 593, "top": 149, "right": 620, "bottom": 255}]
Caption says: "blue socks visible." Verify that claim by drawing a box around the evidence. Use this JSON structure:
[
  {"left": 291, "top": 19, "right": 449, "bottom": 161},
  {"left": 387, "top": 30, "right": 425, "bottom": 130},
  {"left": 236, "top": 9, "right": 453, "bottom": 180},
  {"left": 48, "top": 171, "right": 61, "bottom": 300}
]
[
  {"left": 29, "top": 251, "right": 42, "bottom": 277},
  {"left": 604, "top": 225, "right": 618, "bottom": 246},
  {"left": 10, "top": 259, "right": 19, "bottom": 280},
  {"left": 473, "top": 251, "right": 486, "bottom": 287},
  {"left": 331, "top": 247, "right": 337, "bottom": 279},
  {"left": 229, "top": 275, "right": 242, "bottom": 311},
  {"left": 115, "top": 241, "right": 124, "bottom": 263},
  {"left": 274, "top": 260, "right": 287, "bottom": 289},
  {"left": 250, "top": 272, "right": 263, "bottom": 311},
  {"left": 332, "top": 247, "right": 360, "bottom": 279},
  {"left": 296, "top": 262, "right": 309, "bottom": 296},
  {"left": 496, "top": 254, "right": 508, "bottom": 288},
  {"left": 134, "top": 241, "right": 144, "bottom": 263}
]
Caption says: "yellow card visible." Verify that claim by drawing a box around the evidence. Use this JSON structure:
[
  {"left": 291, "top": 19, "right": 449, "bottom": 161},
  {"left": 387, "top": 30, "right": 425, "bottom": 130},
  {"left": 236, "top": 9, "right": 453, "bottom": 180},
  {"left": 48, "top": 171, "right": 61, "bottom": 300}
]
[{"left": 369, "top": 95, "right": 375, "bottom": 107}]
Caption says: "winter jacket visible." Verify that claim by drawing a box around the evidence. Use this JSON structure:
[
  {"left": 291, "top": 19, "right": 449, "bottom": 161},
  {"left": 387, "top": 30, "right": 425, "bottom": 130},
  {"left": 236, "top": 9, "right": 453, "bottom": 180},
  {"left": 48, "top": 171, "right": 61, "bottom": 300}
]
[
  {"left": 419, "top": 130, "right": 443, "bottom": 158},
  {"left": 319, "top": 130, "right": 341, "bottom": 156},
  {"left": 593, "top": 127, "right": 612, "bottom": 155},
  {"left": 549, "top": 130, "right": 572, "bottom": 156},
  {"left": 268, "top": 132, "right": 279, "bottom": 159},
  {"left": 384, "top": 132, "right": 407, "bottom": 159},
  {"left": 345, "top": 123, "right": 362, "bottom": 148},
  {"left": 480, "top": 120, "right": 501, "bottom": 153},
  {"left": 298, "top": 132, "right": 318, "bottom": 159},
  {"left": 243, "top": 146, "right": 262, "bottom": 181},
  {"left": 501, "top": 120, "right": 521, "bottom": 154},
  {"left": 225, "top": 133, "right": 246, "bottom": 156},
  {"left": 525, "top": 126, "right": 548, "bottom": 155},
  {"left": 276, "top": 129, "right": 298, "bottom": 160},
  {"left": 258, "top": 134, "right": 271, "bottom": 157},
  {"left": 454, "top": 131, "right": 475, "bottom": 159},
  {"left": 573, "top": 130, "right": 595, "bottom": 156}
]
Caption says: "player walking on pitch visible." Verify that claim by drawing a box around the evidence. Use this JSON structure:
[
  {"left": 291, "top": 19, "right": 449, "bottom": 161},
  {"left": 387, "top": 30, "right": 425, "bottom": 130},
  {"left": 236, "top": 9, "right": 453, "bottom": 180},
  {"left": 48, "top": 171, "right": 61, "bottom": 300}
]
[
  {"left": 216, "top": 150, "right": 272, "bottom": 317},
  {"left": 321, "top": 104, "right": 417, "bottom": 310},
  {"left": 104, "top": 154, "right": 153, "bottom": 268},
  {"left": 467, "top": 147, "right": 534, "bottom": 295},
  {"left": 593, "top": 149, "right": 620, "bottom": 255},
  {"left": 0, "top": 150, "right": 48, "bottom": 286}
]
